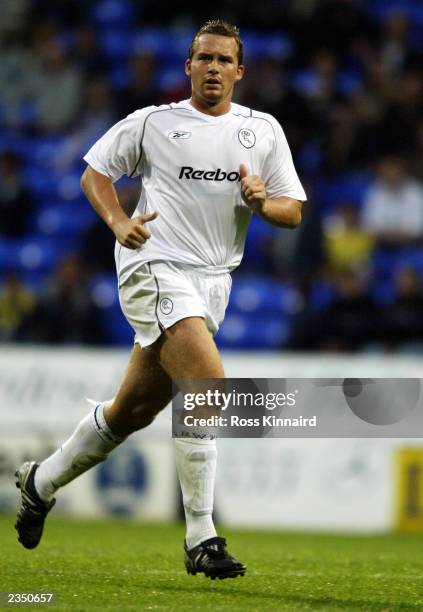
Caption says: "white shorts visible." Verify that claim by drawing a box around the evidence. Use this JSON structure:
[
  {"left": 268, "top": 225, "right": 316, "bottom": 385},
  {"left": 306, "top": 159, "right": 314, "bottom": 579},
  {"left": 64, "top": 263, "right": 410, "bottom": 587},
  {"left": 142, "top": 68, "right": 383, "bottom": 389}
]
[{"left": 118, "top": 261, "right": 232, "bottom": 348}]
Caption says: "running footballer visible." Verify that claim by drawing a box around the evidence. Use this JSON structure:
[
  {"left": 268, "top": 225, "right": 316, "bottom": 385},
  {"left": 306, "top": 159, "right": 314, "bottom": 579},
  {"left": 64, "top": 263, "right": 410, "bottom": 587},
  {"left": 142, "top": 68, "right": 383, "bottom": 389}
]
[{"left": 15, "top": 20, "right": 306, "bottom": 580}]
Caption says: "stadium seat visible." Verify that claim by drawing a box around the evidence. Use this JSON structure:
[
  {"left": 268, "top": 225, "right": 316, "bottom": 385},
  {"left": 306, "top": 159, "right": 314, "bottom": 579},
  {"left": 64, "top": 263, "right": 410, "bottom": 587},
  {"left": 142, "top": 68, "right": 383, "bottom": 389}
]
[
  {"left": 309, "top": 282, "right": 336, "bottom": 310},
  {"left": 372, "top": 279, "right": 396, "bottom": 305},
  {"left": 35, "top": 203, "right": 97, "bottom": 239},
  {"left": 90, "top": 0, "right": 134, "bottom": 26},
  {"left": 133, "top": 29, "right": 168, "bottom": 55},
  {"left": 242, "top": 215, "right": 277, "bottom": 271},
  {"left": 368, "top": 0, "right": 417, "bottom": 20},
  {"left": 0, "top": 132, "right": 29, "bottom": 155},
  {"left": 228, "top": 275, "right": 301, "bottom": 315},
  {"left": 0, "top": 238, "right": 18, "bottom": 272},
  {"left": 242, "top": 32, "right": 292, "bottom": 60},
  {"left": 99, "top": 29, "right": 134, "bottom": 59},
  {"left": 313, "top": 173, "right": 372, "bottom": 213},
  {"left": 90, "top": 275, "right": 133, "bottom": 345},
  {"left": 372, "top": 248, "right": 423, "bottom": 281},
  {"left": 16, "top": 238, "right": 70, "bottom": 275},
  {"left": 216, "top": 313, "right": 290, "bottom": 349},
  {"left": 22, "top": 167, "right": 59, "bottom": 200},
  {"left": 157, "top": 68, "right": 187, "bottom": 92},
  {"left": 108, "top": 64, "right": 130, "bottom": 89},
  {"left": 24, "top": 136, "right": 66, "bottom": 168}
]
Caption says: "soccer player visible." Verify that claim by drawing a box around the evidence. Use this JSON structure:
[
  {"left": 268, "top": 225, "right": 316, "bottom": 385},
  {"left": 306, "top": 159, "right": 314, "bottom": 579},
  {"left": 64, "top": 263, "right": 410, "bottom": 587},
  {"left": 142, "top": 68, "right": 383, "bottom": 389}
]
[{"left": 15, "top": 20, "right": 306, "bottom": 580}]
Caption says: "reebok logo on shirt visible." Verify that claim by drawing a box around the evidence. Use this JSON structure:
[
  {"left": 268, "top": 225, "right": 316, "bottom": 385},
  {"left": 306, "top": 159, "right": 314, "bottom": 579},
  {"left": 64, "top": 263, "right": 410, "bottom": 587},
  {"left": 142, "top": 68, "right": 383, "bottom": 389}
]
[{"left": 179, "top": 166, "right": 241, "bottom": 182}]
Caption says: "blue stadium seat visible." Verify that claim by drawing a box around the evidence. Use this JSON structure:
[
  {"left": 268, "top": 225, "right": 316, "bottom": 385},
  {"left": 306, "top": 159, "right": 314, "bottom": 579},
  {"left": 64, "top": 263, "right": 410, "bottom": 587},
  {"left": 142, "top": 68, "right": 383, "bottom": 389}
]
[
  {"left": 57, "top": 173, "right": 86, "bottom": 202},
  {"left": 338, "top": 70, "right": 362, "bottom": 96},
  {"left": 0, "top": 132, "right": 29, "bottom": 155},
  {"left": 309, "top": 282, "right": 336, "bottom": 310},
  {"left": 90, "top": 275, "right": 133, "bottom": 345},
  {"left": 290, "top": 69, "right": 319, "bottom": 97},
  {"left": 168, "top": 32, "right": 195, "bottom": 61},
  {"left": 402, "top": 249, "right": 423, "bottom": 276},
  {"left": 35, "top": 203, "right": 97, "bottom": 239},
  {"left": 242, "top": 215, "right": 277, "bottom": 270},
  {"left": 228, "top": 275, "right": 301, "bottom": 315},
  {"left": 0, "top": 238, "right": 19, "bottom": 272},
  {"left": 108, "top": 64, "right": 130, "bottom": 89},
  {"left": 372, "top": 279, "right": 396, "bottom": 305},
  {"left": 133, "top": 29, "right": 169, "bottom": 56},
  {"left": 16, "top": 238, "right": 70, "bottom": 275},
  {"left": 372, "top": 248, "right": 423, "bottom": 281},
  {"left": 216, "top": 313, "right": 290, "bottom": 349},
  {"left": 90, "top": 0, "right": 134, "bottom": 26},
  {"left": 24, "top": 136, "right": 66, "bottom": 168},
  {"left": 99, "top": 29, "right": 134, "bottom": 59},
  {"left": 157, "top": 68, "right": 186, "bottom": 92},
  {"left": 243, "top": 33, "right": 292, "bottom": 60},
  {"left": 313, "top": 173, "right": 372, "bottom": 213},
  {"left": 367, "top": 0, "right": 419, "bottom": 21}
]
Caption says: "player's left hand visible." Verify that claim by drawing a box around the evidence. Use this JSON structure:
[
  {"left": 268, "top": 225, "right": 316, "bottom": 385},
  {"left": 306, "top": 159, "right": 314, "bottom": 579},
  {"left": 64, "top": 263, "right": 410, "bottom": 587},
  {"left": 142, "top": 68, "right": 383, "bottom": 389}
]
[{"left": 239, "top": 164, "right": 267, "bottom": 212}]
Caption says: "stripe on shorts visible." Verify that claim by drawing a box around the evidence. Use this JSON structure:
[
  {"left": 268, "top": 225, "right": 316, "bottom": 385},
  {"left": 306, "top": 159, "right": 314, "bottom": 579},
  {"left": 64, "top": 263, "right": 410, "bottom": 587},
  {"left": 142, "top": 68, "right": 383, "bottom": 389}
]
[{"left": 148, "top": 262, "right": 165, "bottom": 332}]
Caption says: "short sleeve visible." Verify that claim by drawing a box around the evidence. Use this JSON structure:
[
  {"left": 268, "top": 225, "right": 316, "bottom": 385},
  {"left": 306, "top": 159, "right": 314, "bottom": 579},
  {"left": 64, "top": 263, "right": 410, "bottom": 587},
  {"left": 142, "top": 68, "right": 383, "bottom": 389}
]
[
  {"left": 261, "top": 117, "right": 307, "bottom": 201},
  {"left": 83, "top": 108, "right": 152, "bottom": 183}
]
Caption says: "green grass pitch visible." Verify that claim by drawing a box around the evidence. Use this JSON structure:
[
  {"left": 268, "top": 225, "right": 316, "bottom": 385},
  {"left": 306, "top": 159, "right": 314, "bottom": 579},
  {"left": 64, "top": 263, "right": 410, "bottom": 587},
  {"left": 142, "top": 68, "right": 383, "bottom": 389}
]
[{"left": 1, "top": 515, "right": 423, "bottom": 611}]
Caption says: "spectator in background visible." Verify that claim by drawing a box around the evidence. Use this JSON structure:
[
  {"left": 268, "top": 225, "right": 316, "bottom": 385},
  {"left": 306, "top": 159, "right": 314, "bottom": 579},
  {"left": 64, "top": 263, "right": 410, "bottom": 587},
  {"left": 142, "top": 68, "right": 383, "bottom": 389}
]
[
  {"left": 315, "top": 270, "right": 380, "bottom": 352},
  {"left": 0, "top": 0, "right": 30, "bottom": 39},
  {"left": 407, "top": 115, "right": 423, "bottom": 183},
  {"left": 0, "top": 32, "right": 38, "bottom": 130},
  {"left": 307, "top": 49, "right": 339, "bottom": 114},
  {"left": 32, "top": 36, "right": 81, "bottom": 133},
  {"left": 70, "top": 24, "right": 107, "bottom": 78},
  {"left": 323, "top": 202, "right": 374, "bottom": 275},
  {"left": 0, "top": 152, "right": 33, "bottom": 238},
  {"left": 361, "top": 155, "right": 423, "bottom": 249},
  {"left": 35, "top": 254, "right": 102, "bottom": 344},
  {"left": 239, "top": 58, "right": 310, "bottom": 154},
  {"left": 382, "top": 266, "right": 423, "bottom": 352},
  {"left": 288, "top": 269, "right": 379, "bottom": 352},
  {"left": 380, "top": 12, "right": 409, "bottom": 78},
  {"left": 0, "top": 274, "right": 36, "bottom": 341},
  {"left": 54, "top": 77, "right": 117, "bottom": 172},
  {"left": 303, "top": 0, "right": 377, "bottom": 62},
  {"left": 375, "top": 69, "right": 423, "bottom": 155},
  {"left": 117, "top": 52, "right": 159, "bottom": 118}
]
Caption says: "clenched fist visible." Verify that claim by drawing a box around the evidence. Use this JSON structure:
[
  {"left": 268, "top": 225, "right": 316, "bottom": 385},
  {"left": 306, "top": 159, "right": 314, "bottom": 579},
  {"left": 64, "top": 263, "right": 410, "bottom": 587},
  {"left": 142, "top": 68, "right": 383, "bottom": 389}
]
[
  {"left": 113, "top": 211, "right": 159, "bottom": 249},
  {"left": 239, "top": 164, "right": 267, "bottom": 212}
]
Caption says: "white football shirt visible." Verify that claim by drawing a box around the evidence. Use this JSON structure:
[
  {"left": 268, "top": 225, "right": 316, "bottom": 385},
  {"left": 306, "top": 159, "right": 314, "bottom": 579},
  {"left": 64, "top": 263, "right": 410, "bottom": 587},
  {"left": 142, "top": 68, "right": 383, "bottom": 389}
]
[{"left": 84, "top": 99, "right": 307, "bottom": 285}]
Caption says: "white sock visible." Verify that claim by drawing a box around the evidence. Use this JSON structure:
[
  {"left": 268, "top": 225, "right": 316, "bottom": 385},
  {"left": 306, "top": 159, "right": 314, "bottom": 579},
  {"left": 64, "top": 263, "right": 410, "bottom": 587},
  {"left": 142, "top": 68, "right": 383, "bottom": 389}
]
[
  {"left": 35, "top": 403, "right": 125, "bottom": 502},
  {"left": 174, "top": 437, "right": 218, "bottom": 549}
]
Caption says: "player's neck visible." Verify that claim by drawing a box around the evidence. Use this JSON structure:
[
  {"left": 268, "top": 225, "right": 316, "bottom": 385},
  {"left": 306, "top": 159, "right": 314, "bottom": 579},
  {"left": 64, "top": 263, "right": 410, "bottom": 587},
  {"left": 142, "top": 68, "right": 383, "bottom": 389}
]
[{"left": 189, "top": 95, "right": 232, "bottom": 117}]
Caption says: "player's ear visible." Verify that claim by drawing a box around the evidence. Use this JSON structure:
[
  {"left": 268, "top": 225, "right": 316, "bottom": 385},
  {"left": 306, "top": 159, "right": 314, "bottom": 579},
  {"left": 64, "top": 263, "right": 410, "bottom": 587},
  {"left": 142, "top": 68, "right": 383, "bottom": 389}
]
[
  {"left": 235, "top": 64, "right": 245, "bottom": 82},
  {"left": 185, "top": 58, "right": 192, "bottom": 77}
]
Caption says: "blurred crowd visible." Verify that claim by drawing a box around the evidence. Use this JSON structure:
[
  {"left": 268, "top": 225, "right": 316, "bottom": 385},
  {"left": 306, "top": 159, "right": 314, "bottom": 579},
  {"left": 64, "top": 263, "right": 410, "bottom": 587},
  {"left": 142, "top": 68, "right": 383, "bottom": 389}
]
[{"left": 1, "top": 0, "right": 423, "bottom": 351}]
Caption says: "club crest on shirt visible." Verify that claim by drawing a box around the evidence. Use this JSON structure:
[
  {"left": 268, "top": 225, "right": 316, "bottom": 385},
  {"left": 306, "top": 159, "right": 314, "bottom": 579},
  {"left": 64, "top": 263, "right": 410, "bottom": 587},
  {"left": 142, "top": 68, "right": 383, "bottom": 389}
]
[
  {"left": 160, "top": 297, "right": 173, "bottom": 315},
  {"left": 238, "top": 128, "right": 256, "bottom": 149},
  {"left": 168, "top": 131, "right": 192, "bottom": 139}
]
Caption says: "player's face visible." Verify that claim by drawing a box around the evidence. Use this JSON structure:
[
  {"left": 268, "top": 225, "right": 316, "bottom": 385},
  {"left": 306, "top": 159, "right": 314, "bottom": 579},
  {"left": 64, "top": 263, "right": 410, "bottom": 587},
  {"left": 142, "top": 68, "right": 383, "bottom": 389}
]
[{"left": 185, "top": 34, "right": 244, "bottom": 110}]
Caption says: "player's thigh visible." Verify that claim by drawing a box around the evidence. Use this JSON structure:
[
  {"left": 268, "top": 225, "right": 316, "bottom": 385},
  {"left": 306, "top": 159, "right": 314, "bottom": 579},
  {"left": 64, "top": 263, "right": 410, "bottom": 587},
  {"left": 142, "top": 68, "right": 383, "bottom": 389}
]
[{"left": 154, "top": 316, "right": 225, "bottom": 379}]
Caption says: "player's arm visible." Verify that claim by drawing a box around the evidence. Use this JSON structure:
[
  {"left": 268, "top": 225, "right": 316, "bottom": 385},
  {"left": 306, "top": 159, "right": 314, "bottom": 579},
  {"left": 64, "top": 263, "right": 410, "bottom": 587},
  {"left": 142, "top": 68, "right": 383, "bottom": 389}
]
[
  {"left": 239, "top": 164, "right": 302, "bottom": 229},
  {"left": 81, "top": 165, "right": 158, "bottom": 249}
]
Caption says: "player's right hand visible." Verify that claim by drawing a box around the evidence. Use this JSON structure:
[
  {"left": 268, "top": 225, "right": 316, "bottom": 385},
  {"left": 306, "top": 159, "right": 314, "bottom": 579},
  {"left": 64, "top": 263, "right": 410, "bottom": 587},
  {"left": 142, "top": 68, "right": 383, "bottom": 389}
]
[{"left": 113, "top": 211, "right": 159, "bottom": 249}]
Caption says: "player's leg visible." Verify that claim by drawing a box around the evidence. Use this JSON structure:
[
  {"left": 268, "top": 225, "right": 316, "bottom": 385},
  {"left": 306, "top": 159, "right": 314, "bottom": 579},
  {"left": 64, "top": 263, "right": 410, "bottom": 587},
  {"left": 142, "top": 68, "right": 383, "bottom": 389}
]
[
  {"left": 15, "top": 344, "right": 172, "bottom": 549},
  {"left": 152, "top": 316, "right": 246, "bottom": 579}
]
